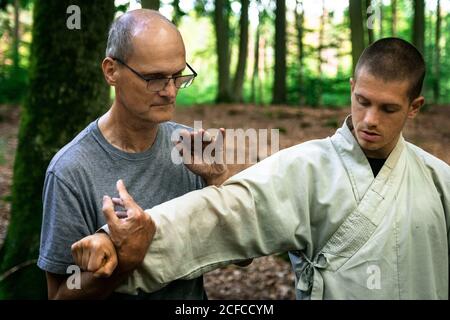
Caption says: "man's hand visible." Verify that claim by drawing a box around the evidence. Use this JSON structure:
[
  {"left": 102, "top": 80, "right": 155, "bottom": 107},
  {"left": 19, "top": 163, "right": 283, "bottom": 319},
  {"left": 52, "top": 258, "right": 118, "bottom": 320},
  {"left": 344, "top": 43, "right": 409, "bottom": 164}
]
[
  {"left": 104, "top": 179, "right": 156, "bottom": 273},
  {"left": 175, "top": 128, "right": 230, "bottom": 186},
  {"left": 71, "top": 233, "right": 118, "bottom": 278}
]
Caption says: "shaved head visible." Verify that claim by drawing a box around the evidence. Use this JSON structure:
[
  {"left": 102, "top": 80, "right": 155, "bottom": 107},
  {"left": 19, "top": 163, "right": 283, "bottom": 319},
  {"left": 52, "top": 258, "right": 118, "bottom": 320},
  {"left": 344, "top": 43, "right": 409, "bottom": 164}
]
[
  {"left": 105, "top": 9, "right": 182, "bottom": 63},
  {"left": 354, "top": 38, "right": 425, "bottom": 101}
]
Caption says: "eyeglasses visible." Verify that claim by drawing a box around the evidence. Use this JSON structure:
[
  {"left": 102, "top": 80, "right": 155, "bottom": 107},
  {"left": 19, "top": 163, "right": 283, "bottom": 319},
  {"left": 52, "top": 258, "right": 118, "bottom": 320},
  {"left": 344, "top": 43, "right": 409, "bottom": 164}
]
[{"left": 112, "top": 58, "right": 197, "bottom": 92}]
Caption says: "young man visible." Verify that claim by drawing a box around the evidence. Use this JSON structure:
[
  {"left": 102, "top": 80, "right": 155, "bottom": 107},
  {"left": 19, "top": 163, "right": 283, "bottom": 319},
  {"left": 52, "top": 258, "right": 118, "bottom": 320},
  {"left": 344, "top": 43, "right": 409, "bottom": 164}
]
[
  {"left": 73, "top": 38, "right": 450, "bottom": 299},
  {"left": 38, "top": 9, "right": 229, "bottom": 299}
]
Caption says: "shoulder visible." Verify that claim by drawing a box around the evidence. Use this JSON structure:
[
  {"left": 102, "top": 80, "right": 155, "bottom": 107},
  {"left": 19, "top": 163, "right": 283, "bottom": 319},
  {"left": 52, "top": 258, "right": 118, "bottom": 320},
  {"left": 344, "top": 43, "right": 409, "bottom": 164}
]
[
  {"left": 233, "top": 138, "right": 332, "bottom": 181},
  {"left": 46, "top": 121, "right": 97, "bottom": 179},
  {"left": 406, "top": 142, "right": 450, "bottom": 179},
  {"left": 274, "top": 138, "right": 333, "bottom": 166}
]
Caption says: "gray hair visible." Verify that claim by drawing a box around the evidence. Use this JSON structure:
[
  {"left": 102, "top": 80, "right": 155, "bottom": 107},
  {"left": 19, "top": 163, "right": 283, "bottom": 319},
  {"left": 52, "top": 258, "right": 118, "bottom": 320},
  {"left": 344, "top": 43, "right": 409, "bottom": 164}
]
[
  {"left": 105, "top": 14, "right": 137, "bottom": 62},
  {"left": 105, "top": 10, "right": 176, "bottom": 63}
]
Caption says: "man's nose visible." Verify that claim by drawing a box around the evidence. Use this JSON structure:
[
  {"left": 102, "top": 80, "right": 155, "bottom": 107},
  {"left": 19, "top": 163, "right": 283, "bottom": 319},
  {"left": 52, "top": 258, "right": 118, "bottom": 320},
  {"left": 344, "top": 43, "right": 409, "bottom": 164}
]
[
  {"left": 364, "top": 108, "right": 380, "bottom": 127},
  {"left": 159, "top": 78, "right": 177, "bottom": 99}
]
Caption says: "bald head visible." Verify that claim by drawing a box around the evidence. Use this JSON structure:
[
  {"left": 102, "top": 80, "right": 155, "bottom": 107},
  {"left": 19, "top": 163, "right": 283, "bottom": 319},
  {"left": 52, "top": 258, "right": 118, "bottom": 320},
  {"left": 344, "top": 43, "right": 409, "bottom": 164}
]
[{"left": 105, "top": 9, "right": 183, "bottom": 63}]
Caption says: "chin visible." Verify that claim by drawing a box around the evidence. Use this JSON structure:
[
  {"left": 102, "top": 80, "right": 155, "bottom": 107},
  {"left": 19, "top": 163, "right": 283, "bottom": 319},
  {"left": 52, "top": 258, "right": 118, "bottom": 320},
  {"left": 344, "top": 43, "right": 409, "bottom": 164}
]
[{"left": 145, "top": 106, "right": 175, "bottom": 123}]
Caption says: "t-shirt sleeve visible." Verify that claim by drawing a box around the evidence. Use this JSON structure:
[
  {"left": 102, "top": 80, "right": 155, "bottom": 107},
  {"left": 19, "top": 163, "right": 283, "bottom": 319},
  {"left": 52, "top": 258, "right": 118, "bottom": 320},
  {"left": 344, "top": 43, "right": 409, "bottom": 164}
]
[{"left": 37, "top": 172, "right": 92, "bottom": 275}]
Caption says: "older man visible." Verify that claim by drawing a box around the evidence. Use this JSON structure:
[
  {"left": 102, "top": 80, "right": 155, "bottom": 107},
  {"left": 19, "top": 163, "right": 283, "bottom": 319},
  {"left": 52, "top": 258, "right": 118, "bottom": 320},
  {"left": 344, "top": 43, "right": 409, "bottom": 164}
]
[
  {"left": 38, "top": 9, "right": 229, "bottom": 299},
  {"left": 73, "top": 38, "right": 450, "bottom": 299}
]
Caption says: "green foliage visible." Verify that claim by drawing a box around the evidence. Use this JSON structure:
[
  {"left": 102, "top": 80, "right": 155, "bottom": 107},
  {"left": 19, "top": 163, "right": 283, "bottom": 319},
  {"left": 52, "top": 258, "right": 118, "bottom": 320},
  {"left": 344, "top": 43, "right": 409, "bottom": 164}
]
[{"left": 0, "top": 66, "right": 28, "bottom": 104}]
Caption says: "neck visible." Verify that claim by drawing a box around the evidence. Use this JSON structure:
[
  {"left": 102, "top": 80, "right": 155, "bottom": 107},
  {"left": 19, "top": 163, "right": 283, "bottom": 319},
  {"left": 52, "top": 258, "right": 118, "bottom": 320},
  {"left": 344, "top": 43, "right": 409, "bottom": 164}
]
[{"left": 98, "top": 101, "right": 159, "bottom": 153}]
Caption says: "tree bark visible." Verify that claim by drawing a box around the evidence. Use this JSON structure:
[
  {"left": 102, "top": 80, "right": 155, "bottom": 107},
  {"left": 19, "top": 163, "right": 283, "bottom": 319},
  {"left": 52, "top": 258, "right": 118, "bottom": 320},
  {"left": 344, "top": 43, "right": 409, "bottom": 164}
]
[
  {"left": 349, "top": 0, "right": 365, "bottom": 74},
  {"left": 232, "top": 0, "right": 249, "bottom": 103},
  {"left": 295, "top": 0, "right": 305, "bottom": 105},
  {"left": 379, "top": 1, "right": 383, "bottom": 38},
  {"left": 214, "top": 0, "right": 232, "bottom": 102},
  {"left": 0, "top": 0, "right": 115, "bottom": 299},
  {"left": 366, "top": 0, "right": 374, "bottom": 44},
  {"left": 251, "top": 12, "right": 260, "bottom": 104},
  {"left": 141, "top": 0, "right": 160, "bottom": 10},
  {"left": 272, "top": 0, "right": 287, "bottom": 105},
  {"left": 413, "top": 0, "right": 425, "bottom": 54},
  {"left": 317, "top": 0, "right": 326, "bottom": 106},
  {"left": 12, "top": 0, "right": 20, "bottom": 69},
  {"left": 391, "top": 0, "right": 397, "bottom": 36},
  {"left": 433, "top": 0, "right": 441, "bottom": 104}
]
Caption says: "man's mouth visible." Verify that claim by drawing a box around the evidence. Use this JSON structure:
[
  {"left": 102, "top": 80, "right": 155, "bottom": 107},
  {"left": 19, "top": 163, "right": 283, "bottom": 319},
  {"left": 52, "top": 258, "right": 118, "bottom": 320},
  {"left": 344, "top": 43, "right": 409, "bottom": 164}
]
[
  {"left": 151, "top": 104, "right": 173, "bottom": 108},
  {"left": 359, "top": 129, "right": 381, "bottom": 143}
]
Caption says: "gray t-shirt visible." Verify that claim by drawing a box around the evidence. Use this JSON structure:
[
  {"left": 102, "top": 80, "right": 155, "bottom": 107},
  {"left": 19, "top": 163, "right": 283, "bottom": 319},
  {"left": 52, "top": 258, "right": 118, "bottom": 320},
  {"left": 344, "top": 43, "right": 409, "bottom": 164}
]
[{"left": 38, "top": 120, "right": 206, "bottom": 299}]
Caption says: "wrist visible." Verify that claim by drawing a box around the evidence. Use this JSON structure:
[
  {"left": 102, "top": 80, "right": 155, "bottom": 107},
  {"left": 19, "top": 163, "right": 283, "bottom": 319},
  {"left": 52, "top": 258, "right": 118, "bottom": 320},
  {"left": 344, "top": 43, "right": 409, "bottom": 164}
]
[{"left": 205, "top": 168, "right": 229, "bottom": 186}]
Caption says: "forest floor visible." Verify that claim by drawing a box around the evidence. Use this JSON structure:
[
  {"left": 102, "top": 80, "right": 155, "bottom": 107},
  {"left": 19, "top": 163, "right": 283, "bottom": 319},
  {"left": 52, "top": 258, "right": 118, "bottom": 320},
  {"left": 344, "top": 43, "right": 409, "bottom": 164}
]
[{"left": 0, "top": 103, "right": 449, "bottom": 299}]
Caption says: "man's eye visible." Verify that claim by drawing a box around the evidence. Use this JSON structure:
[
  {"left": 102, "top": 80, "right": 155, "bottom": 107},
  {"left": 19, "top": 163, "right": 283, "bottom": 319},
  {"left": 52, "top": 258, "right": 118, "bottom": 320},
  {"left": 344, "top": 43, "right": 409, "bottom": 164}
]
[
  {"left": 384, "top": 107, "right": 397, "bottom": 113},
  {"left": 144, "top": 76, "right": 160, "bottom": 80},
  {"left": 358, "top": 99, "right": 370, "bottom": 106}
]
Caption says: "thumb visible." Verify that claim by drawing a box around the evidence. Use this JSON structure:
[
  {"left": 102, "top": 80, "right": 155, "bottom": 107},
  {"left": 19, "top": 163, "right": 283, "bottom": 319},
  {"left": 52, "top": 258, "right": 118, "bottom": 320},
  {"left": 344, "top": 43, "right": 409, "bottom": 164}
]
[{"left": 102, "top": 195, "right": 119, "bottom": 225}]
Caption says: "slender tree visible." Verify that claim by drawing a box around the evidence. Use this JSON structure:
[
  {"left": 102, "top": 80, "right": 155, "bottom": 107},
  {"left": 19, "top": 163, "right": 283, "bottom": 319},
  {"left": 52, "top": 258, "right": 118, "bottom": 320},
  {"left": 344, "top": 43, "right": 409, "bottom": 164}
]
[
  {"left": 141, "top": 0, "right": 160, "bottom": 10},
  {"left": 12, "top": 0, "right": 20, "bottom": 69},
  {"left": 366, "top": 0, "right": 374, "bottom": 44},
  {"left": 379, "top": 1, "right": 383, "bottom": 38},
  {"left": 433, "top": 0, "right": 441, "bottom": 103},
  {"left": 232, "top": 0, "right": 250, "bottom": 103},
  {"left": 272, "top": 0, "right": 287, "bottom": 104},
  {"left": 0, "top": 0, "right": 115, "bottom": 299},
  {"left": 214, "top": 0, "right": 232, "bottom": 102},
  {"left": 349, "top": 0, "right": 365, "bottom": 73},
  {"left": 317, "top": 0, "right": 327, "bottom": 106},
  {"left": 295, "top": 0, "right": 305, "bottom": 105},
  {"left": 413, "top": 0, "right": 425, "bottom": 54},
  {"left": 391, "top": 0, "right": 397, "bottom": 36},
  {"left": 251, "top": 9, "right": 260, "bottom": 104}
]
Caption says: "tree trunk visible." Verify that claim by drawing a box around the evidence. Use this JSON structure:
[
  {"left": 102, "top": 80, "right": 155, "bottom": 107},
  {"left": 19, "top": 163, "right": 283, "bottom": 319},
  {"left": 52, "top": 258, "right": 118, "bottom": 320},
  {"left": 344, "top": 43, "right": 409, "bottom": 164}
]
[
  {"left": 349, "top": 0, "right": 365, "bottom": 74},
  {"left": 272, "top": 0, "right": 286, "bottom": 105},
  {"left": 379, "top": 1, "right": 383, "bottom": 38},
  {"left": 366, "top": 0, "right": 374, "bottom": 44},
  {"left": 141, "top": 0, "right": 160, "bottom": 10},
  {"left": 251, "top": 13, "right": 260, "bottom": 104},
  {"left": 232, "top": 0, "right": 249, "bottom": 103},
  {"left": 433, "top": 0, "right": 441, "bottom": 104},
  {"left": 391, "top": 0, "right": 397, "bottom": 36},
  {"left": 317, "top": 0, "right": 326, "bottom": 106},
  {"left": 295, "top": 0, "right": 304, "bottom": 105},
  {"left": 413, "top": 0, "right": 425, "bottom": 54},
  {"left": 214, "top": 0, "right": 232, "bottom": 103},
  {"left": 12, "top": 0, "right": 20, "bottom": 69},
  {"left": 0, "top": 0, "right": 115, "bottom": 299}
]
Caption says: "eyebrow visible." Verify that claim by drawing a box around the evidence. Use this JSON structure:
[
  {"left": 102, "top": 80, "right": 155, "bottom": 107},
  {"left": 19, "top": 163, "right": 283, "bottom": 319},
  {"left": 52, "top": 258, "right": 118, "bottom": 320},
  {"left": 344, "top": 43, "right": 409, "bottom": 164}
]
[{"left": 141, "top": 67, "right": 186, "bottom": 78}]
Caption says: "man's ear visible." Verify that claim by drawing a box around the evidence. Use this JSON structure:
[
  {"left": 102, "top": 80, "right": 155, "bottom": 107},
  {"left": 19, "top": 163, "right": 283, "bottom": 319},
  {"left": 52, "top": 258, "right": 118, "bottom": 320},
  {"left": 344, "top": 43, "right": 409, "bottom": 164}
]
[
  {"left": 102, "top": 57, "right": 118, "bottom": 86},
  {"left": 350, "top": 77, "right": 355, "bottom": 93},
  {"left": 408, "top": 96, "right": 424, "bottom": 119}
]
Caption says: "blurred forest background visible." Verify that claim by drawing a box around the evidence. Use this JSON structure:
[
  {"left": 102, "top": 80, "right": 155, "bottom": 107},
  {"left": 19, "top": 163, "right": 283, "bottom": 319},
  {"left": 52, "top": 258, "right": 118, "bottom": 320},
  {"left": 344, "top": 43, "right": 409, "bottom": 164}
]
[
  {"left": 2, "top": 0, "right": 450, "bottom": 106},
  {"left": 0, "top": 0, "right": 448, "bottom": 299}
]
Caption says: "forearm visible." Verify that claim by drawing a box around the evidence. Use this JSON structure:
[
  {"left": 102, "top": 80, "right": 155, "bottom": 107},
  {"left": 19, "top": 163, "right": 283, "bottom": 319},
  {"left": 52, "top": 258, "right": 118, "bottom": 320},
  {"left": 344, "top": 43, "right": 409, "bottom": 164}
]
[
  {"left": 52, "top": 270, "right": 129, "bottom": 300},
  {"left": 204, "top": 164, "right": 252, "bottom": 186},
  {"left": 137, "top": 182, "right": 302, "bottom": 292},
  {"left": 204, "top": 170, "right": 229, "bottom": 186}
]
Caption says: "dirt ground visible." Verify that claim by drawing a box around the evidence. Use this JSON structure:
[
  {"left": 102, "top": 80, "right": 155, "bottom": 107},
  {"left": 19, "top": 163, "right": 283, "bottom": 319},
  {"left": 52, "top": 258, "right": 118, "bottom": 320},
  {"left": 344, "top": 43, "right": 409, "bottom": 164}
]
[{"left": 0, "top": 103, "right": 449, "bottom": 299}]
